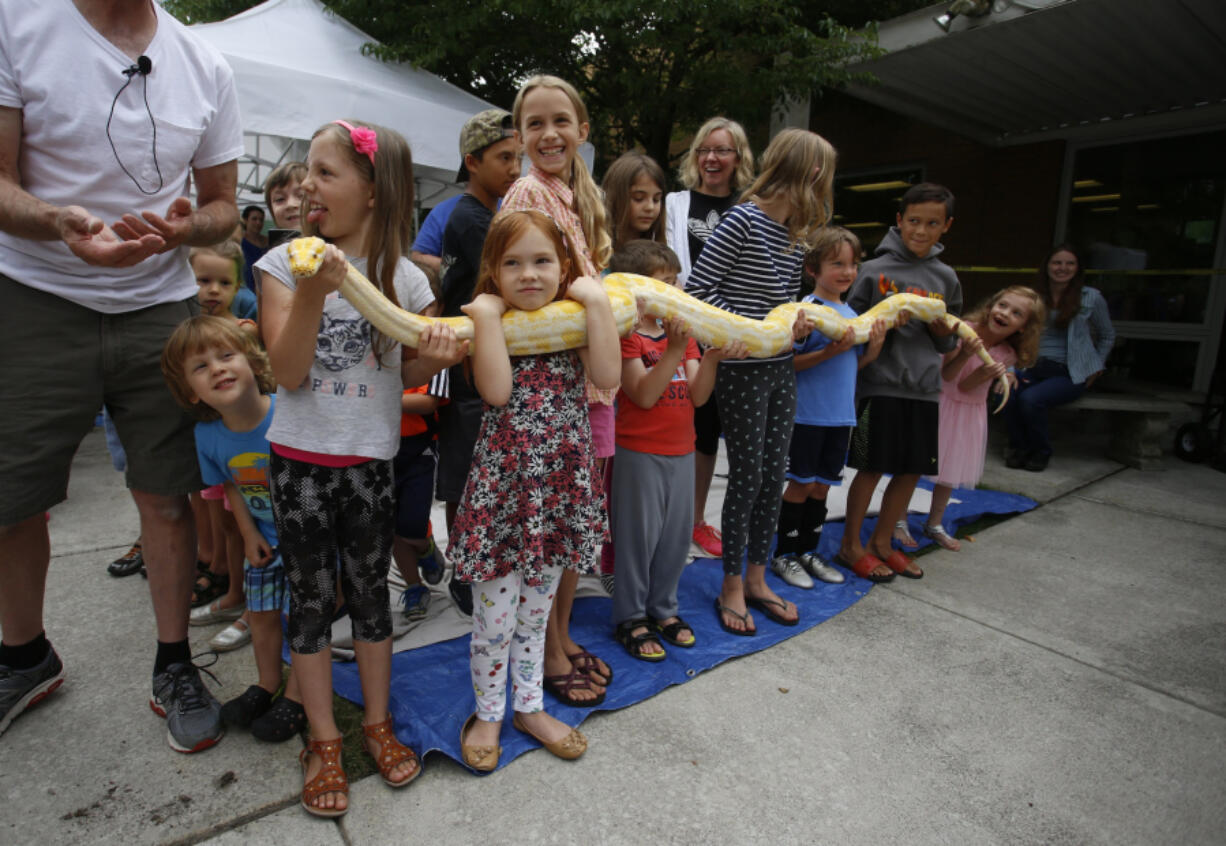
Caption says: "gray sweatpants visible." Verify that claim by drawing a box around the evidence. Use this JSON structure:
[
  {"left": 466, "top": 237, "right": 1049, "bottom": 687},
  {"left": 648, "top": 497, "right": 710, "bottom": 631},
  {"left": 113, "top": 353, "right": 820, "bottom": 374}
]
[{"left": 610, "top": 447, "right": 695, "bottom": 625}]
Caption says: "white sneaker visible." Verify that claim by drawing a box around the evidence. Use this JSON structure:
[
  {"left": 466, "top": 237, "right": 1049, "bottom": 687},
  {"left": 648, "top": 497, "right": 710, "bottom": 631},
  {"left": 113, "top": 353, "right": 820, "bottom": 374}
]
[{"left": 770, "top": 555, "right": 814, "bottom": 589}]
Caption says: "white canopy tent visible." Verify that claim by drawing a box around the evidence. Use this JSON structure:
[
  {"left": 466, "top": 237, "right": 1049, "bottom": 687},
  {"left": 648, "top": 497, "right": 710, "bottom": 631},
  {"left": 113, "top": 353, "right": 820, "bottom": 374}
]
[{"left": 190, "top": 0, "right": 497, "bottom": 211}]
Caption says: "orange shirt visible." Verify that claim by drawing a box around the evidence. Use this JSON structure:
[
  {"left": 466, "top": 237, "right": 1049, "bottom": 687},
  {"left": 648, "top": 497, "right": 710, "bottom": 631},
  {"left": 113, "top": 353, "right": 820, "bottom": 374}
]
[{"left": 615, "top": 332, "right": 700, "bottom": 456}]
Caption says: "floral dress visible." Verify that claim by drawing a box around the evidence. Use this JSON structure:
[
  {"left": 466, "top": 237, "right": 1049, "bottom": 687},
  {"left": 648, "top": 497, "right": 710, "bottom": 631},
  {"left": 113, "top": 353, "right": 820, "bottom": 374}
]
[{"left": 449, "top": 350, "right": 606, "bottom": 585}]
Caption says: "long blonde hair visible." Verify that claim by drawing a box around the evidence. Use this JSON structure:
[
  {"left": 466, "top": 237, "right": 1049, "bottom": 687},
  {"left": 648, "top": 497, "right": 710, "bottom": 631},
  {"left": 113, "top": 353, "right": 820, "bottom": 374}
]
[
  {"left": 964, "top": 285, "right": 1046, "bottom": 368},
  {"left": 305, "top": 120, "right": 415, "bottom": 364},
  {"left": 679, "top": 117, "right": 755, "bottom": 195},
  {"left": 743, "top": 128, "right": 836, "bottom": 247},
  {"left": 511, "top": 75, "right": 612, "bottom": 270}
]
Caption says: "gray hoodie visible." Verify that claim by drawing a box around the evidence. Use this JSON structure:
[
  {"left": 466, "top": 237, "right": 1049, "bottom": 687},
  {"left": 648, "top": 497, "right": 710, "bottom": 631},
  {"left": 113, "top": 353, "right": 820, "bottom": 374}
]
[{"left": 848, "top": 226, "right": 962, "bottom": 401}]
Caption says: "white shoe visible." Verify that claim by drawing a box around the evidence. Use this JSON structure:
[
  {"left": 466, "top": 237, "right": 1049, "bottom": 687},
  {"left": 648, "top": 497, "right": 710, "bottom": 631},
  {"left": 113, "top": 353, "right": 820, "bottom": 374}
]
[
  {"left": 770, "top": 555, "right": 814, "bottom": 589},
  {"left": 799, "top": 552, "right": 845, "bottom": 584},
  {"left": 209, "top": 619, "right": 251, "bottom": 652},
  {"left": 189, "top": 599, "right": 245, "bottom": 627}
]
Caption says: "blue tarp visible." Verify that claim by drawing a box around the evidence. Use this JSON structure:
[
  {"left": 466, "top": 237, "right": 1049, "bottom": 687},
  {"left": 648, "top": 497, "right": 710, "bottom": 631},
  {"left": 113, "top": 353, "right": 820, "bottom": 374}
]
[{"left": 331, "top": 484, "right": 1036, "bottom": 771}]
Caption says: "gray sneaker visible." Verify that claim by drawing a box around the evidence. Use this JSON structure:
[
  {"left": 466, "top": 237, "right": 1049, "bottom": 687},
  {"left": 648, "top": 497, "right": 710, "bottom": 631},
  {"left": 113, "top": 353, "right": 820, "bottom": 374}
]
[
  {"left": 800, "top": 552, "right": 846, "bottom": 584},
  {"left": 150, "top": 662, "right": 223, "bottom": 753},
  {"left": 399, "top": 584, "right": 430, "bottom": 623},
  {"left": 770, "top": 555, "right": 814, "bottom": 589},
  {"left": 1, "top": 646, "right": 65, "bottom": 737}
]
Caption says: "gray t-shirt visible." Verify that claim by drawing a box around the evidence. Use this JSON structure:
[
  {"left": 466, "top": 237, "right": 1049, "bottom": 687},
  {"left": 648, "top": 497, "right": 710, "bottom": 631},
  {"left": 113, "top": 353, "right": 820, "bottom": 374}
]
[{"left": 255, "top": 247, "right": 435, "bottom": 460}]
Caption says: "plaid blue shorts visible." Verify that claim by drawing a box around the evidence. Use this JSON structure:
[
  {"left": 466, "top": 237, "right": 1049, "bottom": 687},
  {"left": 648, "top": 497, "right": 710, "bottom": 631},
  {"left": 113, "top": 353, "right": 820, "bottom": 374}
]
[{"left": 244, "top": 550, "right": 288, "bottom": 614}]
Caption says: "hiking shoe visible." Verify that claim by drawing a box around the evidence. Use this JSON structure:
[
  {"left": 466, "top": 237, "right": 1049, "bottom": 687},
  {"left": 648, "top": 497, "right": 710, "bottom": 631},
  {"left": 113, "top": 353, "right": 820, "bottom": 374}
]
[
  {"left": 220, "top": 684, "right": 273, "bottom": 729},
  {"left": 0, "top": 645, "right": 65, "bottom": 737},
  {"left": 692, "top": 521, "right": 723, "bottom": 557},
  {"left": 251, "top": 696, "right": 307, "bottom": 743},
  {"left": 799, "top": 552, "right": 845, "bottom": 584},
  {"left": 107, "top": 542, "right": 144, "bottom": 577},
  {"left": 770, "top": 555, "right": 814, "bottom": 589},
  {"left": 448, "top": 577, "right": 473, "bottom": 617},
  {"left": 150, "top": 662, "right": 223, "bottom": 753},
  {"left": 418, "top": 536, "right": 445, "bottom": 586},
  {"left": 399, "top": 584, "right": 430, "bottom": 622}
]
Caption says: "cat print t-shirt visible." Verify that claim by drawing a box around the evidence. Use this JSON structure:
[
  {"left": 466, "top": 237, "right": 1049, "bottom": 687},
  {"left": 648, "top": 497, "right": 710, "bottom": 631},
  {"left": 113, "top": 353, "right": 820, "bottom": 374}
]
[
  {"left": 255, "top": 247, "right": 435, "bottom": 460},
  {"left": 686, "top": 190, "right": 737, "bottom": 268}
]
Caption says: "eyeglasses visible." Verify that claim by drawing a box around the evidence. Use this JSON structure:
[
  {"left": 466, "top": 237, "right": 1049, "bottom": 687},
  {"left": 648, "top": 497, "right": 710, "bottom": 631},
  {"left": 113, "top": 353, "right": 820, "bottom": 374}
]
[{"left": 695, "top": 147, "right": 736, "bottom": 158}]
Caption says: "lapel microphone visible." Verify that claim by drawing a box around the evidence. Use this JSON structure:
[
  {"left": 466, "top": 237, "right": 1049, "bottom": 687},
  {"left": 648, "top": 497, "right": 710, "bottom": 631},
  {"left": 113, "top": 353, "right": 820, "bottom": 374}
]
[
  {"left": 123, "top": 55, "right": 153, "bottom": 77},
  {"left": 108, "top": 54, "right": 163, "bottom": 194}
]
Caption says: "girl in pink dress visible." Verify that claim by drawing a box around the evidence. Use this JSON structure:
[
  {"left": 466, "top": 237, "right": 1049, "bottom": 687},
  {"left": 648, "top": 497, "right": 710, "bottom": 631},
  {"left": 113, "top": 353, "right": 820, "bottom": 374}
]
[{"left": 901, "top": 286, "right": 1044, "bottom": 550}]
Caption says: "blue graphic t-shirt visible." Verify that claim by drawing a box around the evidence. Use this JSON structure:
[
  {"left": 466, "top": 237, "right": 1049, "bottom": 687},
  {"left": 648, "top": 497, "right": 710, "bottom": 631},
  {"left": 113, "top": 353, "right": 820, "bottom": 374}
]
[{"left": 195, "top": 395, "right": 277, "bottom": 546}]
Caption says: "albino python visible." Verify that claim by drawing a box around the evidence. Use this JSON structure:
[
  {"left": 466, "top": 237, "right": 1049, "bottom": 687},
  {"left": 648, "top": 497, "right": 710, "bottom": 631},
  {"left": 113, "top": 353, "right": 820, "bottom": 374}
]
[{"left": 287, "top": 237, "right": 1009, "bottom": 408}]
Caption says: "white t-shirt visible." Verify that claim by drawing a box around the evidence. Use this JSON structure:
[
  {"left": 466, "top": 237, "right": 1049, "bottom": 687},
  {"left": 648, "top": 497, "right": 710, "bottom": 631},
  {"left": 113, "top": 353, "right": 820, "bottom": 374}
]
[
  {"left": 0, "top": 0, "right": 243, "bottom": 312},
  {"left": 256, "top": 247, "right": 436, "bottom": 461}
]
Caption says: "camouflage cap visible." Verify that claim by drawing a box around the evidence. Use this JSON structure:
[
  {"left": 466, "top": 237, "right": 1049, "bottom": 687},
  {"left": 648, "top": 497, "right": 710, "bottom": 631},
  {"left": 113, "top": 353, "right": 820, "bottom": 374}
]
[{"left": 457, "top": 109, "right": 515, "bottom": 182}]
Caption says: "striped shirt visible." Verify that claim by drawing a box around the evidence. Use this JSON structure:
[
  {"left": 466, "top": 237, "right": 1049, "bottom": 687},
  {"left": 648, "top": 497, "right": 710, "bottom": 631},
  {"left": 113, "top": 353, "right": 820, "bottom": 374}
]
[{"left": 686, "top": 202, "right": 804, "bottom": 363}]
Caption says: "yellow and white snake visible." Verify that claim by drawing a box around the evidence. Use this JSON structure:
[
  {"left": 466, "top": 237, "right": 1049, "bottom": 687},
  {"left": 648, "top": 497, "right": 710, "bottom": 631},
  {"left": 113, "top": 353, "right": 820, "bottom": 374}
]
[{"left": 288, "top": 237, "right": 1009, "bottom": 407}]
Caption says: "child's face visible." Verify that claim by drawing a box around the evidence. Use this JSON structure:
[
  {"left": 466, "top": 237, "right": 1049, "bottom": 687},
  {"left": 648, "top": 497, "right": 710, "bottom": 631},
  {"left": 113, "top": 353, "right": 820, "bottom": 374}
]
[
  {"left": 183, "top": 344, "right": 256, "bottom": 412},
  {"left": 896, "top": 201, "right": 952, "bottom": 258},
  {"left": 987, "top": 292, "right": 1033, "bottom": 338},
  {"left": 516, "top": 87, "right": 588, "bottom": 178},
  {"left": 496, "top": 226, "right": 563, "bottom": 311},
  {"left": 469, "top": 137, "right": 521, "bottom": 200},
  {"left": 302, "top": 133, "right": 374, "bottom": 252},
  {"left": 193, "top": 254, "right": 239, "bottom": 316},
  {"left": 649, "top": 265, "right": 679, "bottom": 288},
  {"left": 628, "top": 171, "right": 663, "bottom": 235},
  {"left": 269, "top": 177, "right": 303, "bottom": 229},
  {"left": 813, "top": 242, "right": 857, "bottom": 300}
]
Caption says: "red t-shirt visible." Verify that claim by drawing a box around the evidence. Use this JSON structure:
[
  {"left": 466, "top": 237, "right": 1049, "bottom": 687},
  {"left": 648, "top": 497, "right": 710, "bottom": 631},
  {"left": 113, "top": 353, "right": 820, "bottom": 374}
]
[{"left": 616, "top": 331, "right": 701, "bottom": 456}]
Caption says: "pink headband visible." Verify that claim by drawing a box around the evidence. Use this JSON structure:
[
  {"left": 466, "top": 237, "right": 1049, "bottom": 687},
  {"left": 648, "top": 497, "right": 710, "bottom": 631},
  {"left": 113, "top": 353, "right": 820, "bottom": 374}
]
[{"left": 333, "top": 120, "right": 378, "bottom": 165}]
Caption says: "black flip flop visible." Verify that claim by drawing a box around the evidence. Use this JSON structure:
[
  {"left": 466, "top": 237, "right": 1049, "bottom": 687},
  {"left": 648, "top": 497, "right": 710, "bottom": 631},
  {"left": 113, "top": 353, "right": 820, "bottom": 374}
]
[
  {"left": 714, "top": 598, "right": 756, "bottom": 636},
  {"left": 745, "top": 595, "right": 799, "bottom": 627}
]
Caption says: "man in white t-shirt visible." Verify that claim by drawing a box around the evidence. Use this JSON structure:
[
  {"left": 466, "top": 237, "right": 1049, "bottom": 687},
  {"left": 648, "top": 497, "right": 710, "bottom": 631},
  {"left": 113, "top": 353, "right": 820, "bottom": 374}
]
[{"left": 0, "top": 0, "right": 243, "bottom": 753}]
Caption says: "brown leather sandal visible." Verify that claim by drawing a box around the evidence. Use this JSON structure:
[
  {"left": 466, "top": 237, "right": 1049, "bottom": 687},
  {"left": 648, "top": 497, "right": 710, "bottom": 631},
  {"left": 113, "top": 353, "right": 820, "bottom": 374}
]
[
  {"left": 362, "top": 717, "right": 421, "bottom": 788},
  {"left": 300, "top": 737, "right": 348, "bottom": 818}
]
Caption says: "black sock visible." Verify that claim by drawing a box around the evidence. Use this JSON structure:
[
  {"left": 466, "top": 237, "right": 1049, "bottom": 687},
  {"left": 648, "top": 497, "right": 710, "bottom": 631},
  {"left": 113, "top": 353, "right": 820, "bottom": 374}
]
[
  {"left": 802, "top": 498, "right": 828, "bottom": 553},
  {"left": 155, "top": 639, "right": 192, "bottom": 674},
  {"left": 776, "top": 500, "right": 805, "bottom": 556},
  {"left": 0, "top": 631, "right": 50, "bottom": 670}
]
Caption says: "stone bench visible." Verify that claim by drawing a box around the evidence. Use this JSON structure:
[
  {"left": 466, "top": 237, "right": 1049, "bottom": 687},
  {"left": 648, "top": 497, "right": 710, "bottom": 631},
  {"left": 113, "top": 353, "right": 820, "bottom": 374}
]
[{"left": 1058, "top": 393, "right": 1186, "bottom": 470}]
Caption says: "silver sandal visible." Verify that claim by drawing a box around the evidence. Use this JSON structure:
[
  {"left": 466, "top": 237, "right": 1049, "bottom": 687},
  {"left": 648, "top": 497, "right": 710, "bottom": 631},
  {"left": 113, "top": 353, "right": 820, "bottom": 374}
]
[
  {"left": 894, "top": 520, "right": 917, "bottom": 546},
  {"left": 923, "top": 523, "right": 960, "bottom": 550}
]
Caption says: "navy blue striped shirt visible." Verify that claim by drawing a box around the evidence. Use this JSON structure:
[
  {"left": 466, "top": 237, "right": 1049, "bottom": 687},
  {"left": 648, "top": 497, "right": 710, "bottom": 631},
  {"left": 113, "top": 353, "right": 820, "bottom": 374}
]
[{"left": 685, "top": 202, "right": 804, "bottom": 363}]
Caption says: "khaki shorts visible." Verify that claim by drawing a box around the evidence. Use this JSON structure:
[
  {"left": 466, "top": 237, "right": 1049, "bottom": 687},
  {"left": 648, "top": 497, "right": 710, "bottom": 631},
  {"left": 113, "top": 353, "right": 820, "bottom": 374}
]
[{"left": 0, "top": 274, "right": 203, "bottom": 525}]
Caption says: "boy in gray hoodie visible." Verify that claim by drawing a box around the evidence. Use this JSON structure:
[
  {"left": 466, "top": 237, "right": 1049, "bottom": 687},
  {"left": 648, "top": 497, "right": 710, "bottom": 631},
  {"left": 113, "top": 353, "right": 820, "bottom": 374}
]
[{"left": 837, "top": 183, "right": 962, "bottom": 582}]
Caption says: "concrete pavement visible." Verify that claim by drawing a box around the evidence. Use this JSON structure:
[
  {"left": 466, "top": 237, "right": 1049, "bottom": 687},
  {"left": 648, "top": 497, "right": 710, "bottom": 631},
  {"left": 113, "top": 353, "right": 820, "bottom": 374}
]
[{"left": 1, "top": 424, "right": 1224, "bottom": 845}]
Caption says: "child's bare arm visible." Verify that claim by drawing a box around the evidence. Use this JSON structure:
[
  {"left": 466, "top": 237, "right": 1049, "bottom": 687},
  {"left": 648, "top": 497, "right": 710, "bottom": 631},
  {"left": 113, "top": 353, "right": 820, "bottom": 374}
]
[
  {"left": 859, "top": 320, "right": 887, "bottom": 369},
  {"left": 223, "top": 481, "right": 272, "bottom": 567},
  {"left": 262, "top": 246, "right": 347, "bottom": 390},
  {"left": 401, "top": 323, "right": 466, "bottom": 389},
  {"left": 400, "top": 392, "right": 441, "bottom": 416},
  {"left": 571, "top": 276, "right": 621, "bottom": 391},
  {"left": 795, "top": 327, "right": 855, "bottom": 373},
  {"left": 620, "top": 318, "right": 690, "bottom": 409},
  {"left": 691, "top": 339, "right": 747, "bottom": 407},
  {"left": 958, "top": 356, "right": 1006, "bottom": 392},
  {"left": 941, "top": 336, "right": 980, "bottom": 381},
  {"left": 461, "top": 293, "right": 512, "bottom": 406}
]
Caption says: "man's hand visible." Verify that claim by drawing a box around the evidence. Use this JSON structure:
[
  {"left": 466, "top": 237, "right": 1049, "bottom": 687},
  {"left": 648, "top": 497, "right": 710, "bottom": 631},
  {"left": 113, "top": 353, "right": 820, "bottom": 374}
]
[
  {"left": 112, "top": 196, "right": 195, "bottom": 254},
  {"left": 56, "top": 205, "right": 163, "bottom": 267}
]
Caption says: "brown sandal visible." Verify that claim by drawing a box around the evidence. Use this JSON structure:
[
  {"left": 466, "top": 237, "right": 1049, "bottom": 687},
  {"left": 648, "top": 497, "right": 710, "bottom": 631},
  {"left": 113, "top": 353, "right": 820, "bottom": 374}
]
[
  {"left": 300, "top": 737, "right": 348, "bottom": 818},
  {"left": 543, "top": 666, "right": 606, "bottom": 707},
  {"left": 362, "top": 717, "right": 421, "bottom": 788}
]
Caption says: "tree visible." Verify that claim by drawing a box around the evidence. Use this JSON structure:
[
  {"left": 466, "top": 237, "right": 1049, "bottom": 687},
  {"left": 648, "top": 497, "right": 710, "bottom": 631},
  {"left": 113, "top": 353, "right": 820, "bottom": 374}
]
[{"left": 165, "top": 0, "right": 931, "bottom": 172}]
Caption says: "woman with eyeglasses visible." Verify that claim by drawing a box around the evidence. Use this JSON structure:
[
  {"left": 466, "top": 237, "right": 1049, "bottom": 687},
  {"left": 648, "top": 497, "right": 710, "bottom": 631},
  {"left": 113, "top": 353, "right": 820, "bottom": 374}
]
[{"left": 665, "top": 118, "right": 755, "bottom": 560}]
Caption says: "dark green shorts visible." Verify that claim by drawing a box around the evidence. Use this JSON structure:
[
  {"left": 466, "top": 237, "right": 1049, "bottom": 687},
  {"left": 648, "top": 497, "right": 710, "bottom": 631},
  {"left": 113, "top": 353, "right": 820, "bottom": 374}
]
[{"left": 0, "top": 275, "right": 202, "bottom": 525}]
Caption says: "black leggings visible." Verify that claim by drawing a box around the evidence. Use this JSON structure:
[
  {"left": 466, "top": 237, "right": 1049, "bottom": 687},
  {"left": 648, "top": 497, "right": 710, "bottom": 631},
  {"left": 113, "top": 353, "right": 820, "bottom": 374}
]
[
  {"left": 270, "top": 453, "right": 394, "bottom": 654},
  {"left": 716, "top": 359, "right": 796, "bottom": 575}
]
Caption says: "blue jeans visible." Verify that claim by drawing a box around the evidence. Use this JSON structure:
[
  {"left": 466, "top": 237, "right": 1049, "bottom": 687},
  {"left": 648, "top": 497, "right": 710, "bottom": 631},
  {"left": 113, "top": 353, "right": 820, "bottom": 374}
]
[{"left": 1004, "top": 359, "right": 1085, "bottom": 457}]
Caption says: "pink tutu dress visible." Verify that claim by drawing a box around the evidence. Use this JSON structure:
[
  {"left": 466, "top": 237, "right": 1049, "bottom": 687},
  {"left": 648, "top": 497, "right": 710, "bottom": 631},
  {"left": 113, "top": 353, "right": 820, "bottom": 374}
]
[{"left": 930, "top": 333, "right": 1017, "bottom": 488}]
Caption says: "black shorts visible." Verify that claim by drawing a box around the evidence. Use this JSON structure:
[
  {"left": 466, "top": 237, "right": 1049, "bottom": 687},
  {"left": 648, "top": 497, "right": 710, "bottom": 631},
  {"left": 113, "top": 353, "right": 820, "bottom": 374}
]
[
  {"left": 847, "top": 396, "right": 938, "bottom": 476},
  {"left": 435, "top": 374, "right": 485, "bottom": 503},
  {"left": 693, "top": 394, "right": 721, "bottom": 456},
  {"left": 392, "top": 435, "right": 435, "bottom": 539},
  {"left": 786, "top": 424, "right": 851, "bottom": 486}
]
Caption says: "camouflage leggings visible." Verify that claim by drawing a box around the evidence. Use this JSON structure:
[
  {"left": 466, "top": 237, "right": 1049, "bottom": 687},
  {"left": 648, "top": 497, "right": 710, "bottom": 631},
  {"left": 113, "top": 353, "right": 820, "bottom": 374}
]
[{"left": 270, "top": 453, "right": 394, "bottom": 654}]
